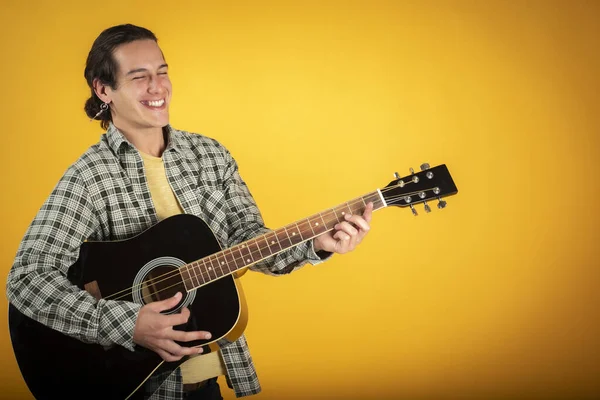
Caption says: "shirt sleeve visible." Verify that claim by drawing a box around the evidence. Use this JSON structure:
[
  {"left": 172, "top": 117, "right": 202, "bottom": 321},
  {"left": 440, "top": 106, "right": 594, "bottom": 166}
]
[
  {"left": 6, "top": 166, "right": 141, "bottom": 350},
  {"left": 218, "top": 146, "right": 332, "bottom": 276}
]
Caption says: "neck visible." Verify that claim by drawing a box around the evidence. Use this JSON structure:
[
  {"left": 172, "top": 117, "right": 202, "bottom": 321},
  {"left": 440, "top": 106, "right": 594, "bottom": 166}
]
[{"left": 115, "top": 124, "right": 166, "bottom": 157}]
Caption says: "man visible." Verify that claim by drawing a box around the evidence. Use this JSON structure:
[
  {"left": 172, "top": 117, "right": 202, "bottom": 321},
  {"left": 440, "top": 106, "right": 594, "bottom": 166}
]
[{"left": 7, "top": 24, "right": 372, "bottom": 400}]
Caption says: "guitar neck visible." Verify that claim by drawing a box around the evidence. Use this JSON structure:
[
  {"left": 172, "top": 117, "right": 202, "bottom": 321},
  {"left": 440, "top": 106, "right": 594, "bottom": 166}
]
[{"left": 180, "top": 190, "right": 386, "bottom": 291}]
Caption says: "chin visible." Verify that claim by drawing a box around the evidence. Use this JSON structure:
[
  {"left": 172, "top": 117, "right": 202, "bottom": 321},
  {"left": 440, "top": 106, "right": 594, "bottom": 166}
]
[{"left": 151, "top": 114, "right": 170, "bottom": 127}]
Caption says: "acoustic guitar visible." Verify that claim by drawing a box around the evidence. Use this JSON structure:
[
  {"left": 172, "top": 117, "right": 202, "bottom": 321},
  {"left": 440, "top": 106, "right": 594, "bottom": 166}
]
[{"left": 9, "top": 163, "right": 458, "bottom": 399}]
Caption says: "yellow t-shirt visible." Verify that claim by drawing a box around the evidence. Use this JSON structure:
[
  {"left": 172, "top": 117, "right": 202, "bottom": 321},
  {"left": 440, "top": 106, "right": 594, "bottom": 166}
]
[{"left": 140, "top": 151, "right": 226, "bottom": 384}]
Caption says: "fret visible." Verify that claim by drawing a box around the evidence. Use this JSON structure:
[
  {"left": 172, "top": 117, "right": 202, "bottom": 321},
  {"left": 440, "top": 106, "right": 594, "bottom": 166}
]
[
  {"left": 255, "top": 235, "right": 273, "bottom": 259},
  {"left": 333, "top": 207, "right": 346, "bottom": 226},
  {"left": 198, "top": 262, "right": 208, "bottom": 285},
  {"left": 340, "top": 202, "right": 354, "bottom": 219},
  {"left": 305, "top": 215, "right": 326, "bottom": 236},
  {"left": 287, "top": 224, "right": 302, "bottom": 245},
  {"left": 223, "top": 248, "right": 239, "bottom": 272},
  {"left": 210, "top": 256, "right": 222, "bottom": 279},
  {"left": 247, "top": 239, "right": 263, "bottom": 263},
  {"left": 215, "top": 254, "right": 227, "bottom": 276},
  {"left": 198, "top": 259, "right": 209, "bottom": 282},
  {"left": 366, "top": 192, "right": 384, "bottom": 210},
  {"left": 181, "top": 188, "right": 392, "bottom": 289},
  {"left": 364, "top": 192, "right": 378, "bottom": 205},
  {"left": 295, "top": 219, "right": 313, "bottom": 241},
  {"left": 204, "top": 258, "right": 217, "bottom": 282},
  {"left": 265, "top": 231, "right": 283, "bottom": 254},
  {"left": 238, "top": 243, "right": 254, "bottom": 265},
  {"left": 276, "top": 228, "right": 293, "bottom": 249},
  {"left": 350, "top": 199, "right": 364, "bottom": 214},
  {"left": 231, "top": 246, "right": 246, "bottom": 270},
  {"left": 317, "top": 210, "right": 332, "bottom": 231},
  {"left": 180, "top": 266, "right": 193, "bottom": 291},
  {"left": 188, "top": 262, "right": 201, "bottom": 287},
  {"left": 195, "top": 260, "right": 208, "bottom": 286}
]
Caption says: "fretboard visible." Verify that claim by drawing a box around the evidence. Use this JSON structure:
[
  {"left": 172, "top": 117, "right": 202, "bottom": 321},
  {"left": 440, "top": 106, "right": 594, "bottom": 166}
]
[{"left": 180, "top": 190, "right": 386, "bottom": 292}]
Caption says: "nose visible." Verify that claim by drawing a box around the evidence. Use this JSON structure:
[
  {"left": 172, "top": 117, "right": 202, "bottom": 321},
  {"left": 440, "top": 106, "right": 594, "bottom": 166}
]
[{"left": 147, "top": 75, "right": 163, "bottom": 94}]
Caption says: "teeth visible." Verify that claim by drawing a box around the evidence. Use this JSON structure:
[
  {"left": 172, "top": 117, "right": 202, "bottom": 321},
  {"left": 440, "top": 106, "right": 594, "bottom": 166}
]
[{"left": 145, "top": 99, "right": 165, "bottom": 107}]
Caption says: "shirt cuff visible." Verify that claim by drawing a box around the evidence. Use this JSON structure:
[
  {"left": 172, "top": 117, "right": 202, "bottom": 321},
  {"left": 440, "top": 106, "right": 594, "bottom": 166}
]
[
  {"left": 98, "top": 300, "right": 142, "bottom": 351},
  {"left": 305, "top": 239, "right": 333, "bottom": 265}
]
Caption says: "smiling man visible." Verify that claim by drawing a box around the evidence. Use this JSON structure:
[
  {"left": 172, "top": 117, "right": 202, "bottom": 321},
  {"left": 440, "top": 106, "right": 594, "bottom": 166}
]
[{"left": 7, "top": 24, "right": 372, "bottom": 400}]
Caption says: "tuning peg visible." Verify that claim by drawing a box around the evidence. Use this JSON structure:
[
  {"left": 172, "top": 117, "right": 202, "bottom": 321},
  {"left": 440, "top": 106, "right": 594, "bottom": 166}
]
[
  {"left": 409, "top": 167, "right": 415, "bottom": 174},
  {"left": 423, "top": 201, "right": 431, "bottom": 213},
  {"left": 394, "top": 172, "right": 401, "bottom": 179},
  {"left": 410, "top": 204, "right": 418, "bottom": 216},
  {"left": 420, "top": 163, "right": 430, "bottom": 171},
  {"left": 437, "top": 198, "right": 447, "bottom": 209}
]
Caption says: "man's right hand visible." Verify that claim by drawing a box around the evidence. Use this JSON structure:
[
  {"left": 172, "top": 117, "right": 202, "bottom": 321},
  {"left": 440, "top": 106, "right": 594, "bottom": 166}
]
[{"left": 133, "top": 292, "right": 212, "bottom": 362}]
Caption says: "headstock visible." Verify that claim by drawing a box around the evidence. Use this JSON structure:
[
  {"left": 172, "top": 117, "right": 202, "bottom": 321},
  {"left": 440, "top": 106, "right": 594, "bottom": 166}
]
[{"left": 381, "top": 163, "right": 458, "bottom": 215}]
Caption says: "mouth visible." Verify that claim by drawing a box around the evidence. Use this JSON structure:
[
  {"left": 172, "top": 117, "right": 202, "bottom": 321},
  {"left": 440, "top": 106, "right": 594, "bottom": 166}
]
[{"left": 140, "top": 98, "right": 166, "bottom": 110}]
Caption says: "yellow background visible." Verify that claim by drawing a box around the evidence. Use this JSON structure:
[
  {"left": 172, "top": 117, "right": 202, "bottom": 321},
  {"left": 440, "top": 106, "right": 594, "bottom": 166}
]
[{"left": 1, "top": 1, "right": 598, "bottom": 399}]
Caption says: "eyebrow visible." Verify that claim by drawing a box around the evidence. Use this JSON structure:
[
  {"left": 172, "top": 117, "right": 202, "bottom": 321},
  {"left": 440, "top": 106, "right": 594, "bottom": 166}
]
[{"left": 125, "top": 63, "right": 169, "bottom": 76}]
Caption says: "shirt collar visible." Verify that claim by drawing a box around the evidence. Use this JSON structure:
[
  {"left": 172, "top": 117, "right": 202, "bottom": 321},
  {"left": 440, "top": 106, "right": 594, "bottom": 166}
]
[{"left": 105, "top": 123, "right": 191, "bottom": 155}]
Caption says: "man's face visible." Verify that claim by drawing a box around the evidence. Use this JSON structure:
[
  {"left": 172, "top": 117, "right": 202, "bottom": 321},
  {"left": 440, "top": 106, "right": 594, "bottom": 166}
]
[{"left": 105, "top": 39, "right": 172, "bottom": 132}]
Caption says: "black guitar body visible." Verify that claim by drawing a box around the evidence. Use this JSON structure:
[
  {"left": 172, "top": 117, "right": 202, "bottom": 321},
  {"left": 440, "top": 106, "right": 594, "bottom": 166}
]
[
  {"left": 8, "top": 164, "right": 460, "bottom": 400},
  {"left": 9, "top": 214, "right": 246, "bottom": 400}
]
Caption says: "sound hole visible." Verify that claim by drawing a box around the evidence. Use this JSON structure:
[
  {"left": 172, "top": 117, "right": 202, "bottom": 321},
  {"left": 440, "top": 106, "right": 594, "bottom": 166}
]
[
  {"left": 141, "top": 266, "right": 185, "bottom": 302},
  {"left": 133, "top": 256, "right": 196, "bottom": 314}
]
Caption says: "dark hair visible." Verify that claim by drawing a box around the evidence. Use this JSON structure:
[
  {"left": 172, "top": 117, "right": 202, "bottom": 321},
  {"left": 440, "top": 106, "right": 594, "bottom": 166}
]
[{"left": 84, "top": 24, "right": 158, "bottom": 129}]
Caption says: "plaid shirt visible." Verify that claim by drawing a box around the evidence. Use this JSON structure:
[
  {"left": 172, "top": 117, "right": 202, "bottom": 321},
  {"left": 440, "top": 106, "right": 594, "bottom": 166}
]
[{"left": 7, "top": 123, "right": 326, "bottom": 399}]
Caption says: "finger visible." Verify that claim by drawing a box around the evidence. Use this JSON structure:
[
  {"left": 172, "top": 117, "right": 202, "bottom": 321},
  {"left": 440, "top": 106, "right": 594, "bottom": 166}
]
[
  {"left": 344, "top": 214, "right": 370, "bottom": 232},
  {"left": 155, "top": 348, "right": 183, "bottom": 362},
  {"left": 161, "top": 307, "right": 191, "bottom": 327},
  {"left": 169, "top": 329, "right": 212, "bottom": 342},
  {"left": 180, "top": 307, "right": 190, "bottom": 320},
  {"left": 333, "top": 230, "right": 350, "bottom": 242},
  {"left": 148, "top": 292, "right": 182, "bottom": 312},
  {"left": 363, "top": 202, "right": 374, "bottom": 223},
  {"left": 335, "top": 221, "right": 358, "bottom": 237},
  {"left": 333, "top": 237, "right": 350, "bottom": 253},
  {"left": 161, "top": 339, "right": 203, "bottom": 357}
]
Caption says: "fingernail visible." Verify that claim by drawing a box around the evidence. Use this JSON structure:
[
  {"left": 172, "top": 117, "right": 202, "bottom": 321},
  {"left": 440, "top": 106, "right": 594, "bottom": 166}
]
[
  {"left": 198, "top": 348, "right": 203, "bottom": 354},
  {"left": 174, "top": 292, "right": 181, "bottom": 298},
  {"left": 205, "top": 333, "right": 212, "bottom": 339}
]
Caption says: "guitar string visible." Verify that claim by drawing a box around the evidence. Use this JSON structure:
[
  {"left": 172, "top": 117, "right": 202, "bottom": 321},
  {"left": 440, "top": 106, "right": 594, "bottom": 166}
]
[
  {"left": 119, "top": 189, "right": 441, "bottom": 305},
  {"left": 102, "top": 193, "right": 376, "bottom": 302},
  {"left": 100, "top": 184, "right": 396, "bottom": 301},
  {"left": 105, "top": 187, "right": 432, "bottom": 300},
  {"left": 103, "top": 180, "right": 435, "bottom": 302},
  {"left": 103, "top": 183, "right": 434, "bottom": 302},
  {"left": 103, "top": 184, "right": 435, "bottom": 303}
]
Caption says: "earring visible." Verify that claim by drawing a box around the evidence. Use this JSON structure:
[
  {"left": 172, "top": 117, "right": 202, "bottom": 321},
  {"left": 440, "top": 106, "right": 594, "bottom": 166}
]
[{"left": 90, "top": 102, "right": 109, "bottom": 122}]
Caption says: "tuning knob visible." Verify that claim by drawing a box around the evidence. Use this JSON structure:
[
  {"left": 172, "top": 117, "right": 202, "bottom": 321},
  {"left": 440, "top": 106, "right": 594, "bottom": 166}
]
[
  {"left": 423, "top": 201, "right": 431, "bottom": 213},
  {"left": 410, "top": 204, "right": 418, "bottom": 216},
  {"left": 437, "top": 198, "right": 447, "bottom": 209},
  {"left": 394, "top": 172, "right": 401, "bottom": 179},
  {"left": 420, "top": 163, "right": 430, "bottom": 171}
]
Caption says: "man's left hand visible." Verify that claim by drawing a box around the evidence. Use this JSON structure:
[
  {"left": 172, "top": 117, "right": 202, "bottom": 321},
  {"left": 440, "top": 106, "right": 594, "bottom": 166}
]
[{"left": 313, "top": 202, "right": 373, "bottom": 254}]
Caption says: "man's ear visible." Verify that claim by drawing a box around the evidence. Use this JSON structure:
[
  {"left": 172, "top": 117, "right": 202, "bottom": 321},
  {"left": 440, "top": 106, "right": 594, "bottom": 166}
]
[{"left": 92, "top": 78, "right": 112, "bottom": 104}]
